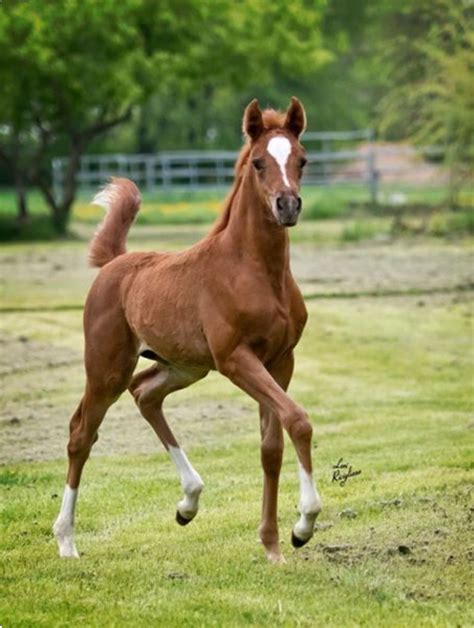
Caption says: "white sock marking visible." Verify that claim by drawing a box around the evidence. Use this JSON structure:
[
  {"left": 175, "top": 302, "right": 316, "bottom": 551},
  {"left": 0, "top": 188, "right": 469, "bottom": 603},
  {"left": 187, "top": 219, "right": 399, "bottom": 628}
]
[
  {"left": 53, "top": 485, "right": 79, "bottom": 558},
  {"left": 168, "top": 446, "right": 204, "bottom": 520},
  {"left": 267, "top": 136, "right": 292, "bottom": 188},
  {"left": 293, "top": 464, "right": 322, "bottom": 542}
]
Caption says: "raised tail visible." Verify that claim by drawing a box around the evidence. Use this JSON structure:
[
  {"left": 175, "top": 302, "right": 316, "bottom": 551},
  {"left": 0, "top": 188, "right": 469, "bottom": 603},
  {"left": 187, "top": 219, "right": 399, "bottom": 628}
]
[{"left": 88, "top": 178, "right": 141, "bottom": 268}]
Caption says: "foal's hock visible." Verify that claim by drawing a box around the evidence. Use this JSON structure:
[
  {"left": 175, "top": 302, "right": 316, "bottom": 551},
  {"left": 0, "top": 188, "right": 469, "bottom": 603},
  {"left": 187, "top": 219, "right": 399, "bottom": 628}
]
[{"left": 53, "top": 97, "right": 322, "bottom": 563}]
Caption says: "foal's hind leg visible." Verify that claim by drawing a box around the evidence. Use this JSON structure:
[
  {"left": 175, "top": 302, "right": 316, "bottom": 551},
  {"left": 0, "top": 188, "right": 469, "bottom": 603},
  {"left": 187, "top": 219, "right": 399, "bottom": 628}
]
[
  {"left": 53, "top": 352, "right": 137, "bottom": 557},
  {"left": 129, "top": 364, "right": 207, "bottom": 524}
]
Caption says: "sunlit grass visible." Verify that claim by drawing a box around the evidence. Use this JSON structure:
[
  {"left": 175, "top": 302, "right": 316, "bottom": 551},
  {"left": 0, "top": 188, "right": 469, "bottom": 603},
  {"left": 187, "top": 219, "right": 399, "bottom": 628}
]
[{"left": 72, "top": 198, "right": 222, "bottom": 224}]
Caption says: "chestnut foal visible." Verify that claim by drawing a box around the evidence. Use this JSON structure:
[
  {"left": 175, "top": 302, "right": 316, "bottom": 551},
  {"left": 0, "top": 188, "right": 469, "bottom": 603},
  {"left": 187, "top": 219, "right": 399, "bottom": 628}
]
[{"left": 53, "top": 97, "right": 322, "bottom": 563}]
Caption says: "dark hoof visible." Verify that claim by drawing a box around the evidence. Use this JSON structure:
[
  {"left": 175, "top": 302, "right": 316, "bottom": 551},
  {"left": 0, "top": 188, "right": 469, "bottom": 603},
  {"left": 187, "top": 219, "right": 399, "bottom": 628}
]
[
  {"left": 176, "top": 511, "right": 193, "bottom": 526},
  {"left": 291, "top": 531, "right": 309, "bottom": 548}
]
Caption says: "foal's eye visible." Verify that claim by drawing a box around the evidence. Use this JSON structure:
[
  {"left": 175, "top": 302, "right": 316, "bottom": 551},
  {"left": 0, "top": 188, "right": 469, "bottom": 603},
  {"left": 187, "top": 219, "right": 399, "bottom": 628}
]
[
  {"left": 252, "top": 158, "right": 265, "bottom": 172},
  {"left": 299, "top": 157, "right": 307, "bottom": 168}
]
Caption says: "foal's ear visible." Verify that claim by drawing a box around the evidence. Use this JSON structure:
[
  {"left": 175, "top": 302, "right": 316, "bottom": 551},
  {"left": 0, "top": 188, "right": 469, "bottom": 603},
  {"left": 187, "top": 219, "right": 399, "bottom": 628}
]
[
  {"left": 284, "top": 96, "right": 306, "bottom": 138},
  {"left": 243, "top": 99, "right": 264, "bottom": 141}
]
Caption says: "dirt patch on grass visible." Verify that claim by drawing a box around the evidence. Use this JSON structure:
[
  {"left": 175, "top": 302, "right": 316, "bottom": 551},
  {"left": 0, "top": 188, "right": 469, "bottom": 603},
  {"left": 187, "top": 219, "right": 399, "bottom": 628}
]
[
  {"left": 0, "top": 359, "right": 254, "bottom": 464},
  {"left": 1, "top": 233, "right": 472, "bottom": 309},
  {"left": 1, "top": 234, "right": 472, "bottom": 464},
  {"left": 292, "top": 243, "right": 473, "bottom": 297},
  {"left": 300, "top": 489, "right": 473, "bottom": 602},
  {"left": 0, "top": 334, "right": 81, "bottom": 376}
]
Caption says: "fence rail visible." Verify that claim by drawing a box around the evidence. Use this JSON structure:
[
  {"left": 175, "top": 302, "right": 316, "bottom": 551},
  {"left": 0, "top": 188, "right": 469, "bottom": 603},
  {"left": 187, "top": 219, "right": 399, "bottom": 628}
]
[{"left": 51, "top": 130, "right": 447, "bottom": 204}]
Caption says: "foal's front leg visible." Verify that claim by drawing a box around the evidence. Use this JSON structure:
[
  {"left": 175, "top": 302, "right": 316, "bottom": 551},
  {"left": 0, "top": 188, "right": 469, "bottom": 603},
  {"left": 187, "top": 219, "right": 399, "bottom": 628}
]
[
  {"left": 259, "top": 407, "right": 284, "bottom": 562},
  {"left": 258, "top": 355, "right": 293, "bottom": 562},
  {"left": 217, "top": 347, "right": 322, "bottom": 560}
]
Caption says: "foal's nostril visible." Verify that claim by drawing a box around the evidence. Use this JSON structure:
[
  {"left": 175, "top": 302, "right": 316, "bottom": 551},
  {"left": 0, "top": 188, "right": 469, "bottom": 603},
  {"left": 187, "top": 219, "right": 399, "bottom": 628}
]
[{"left": 276, "top": 195, "right": 301, "bottom": 214}]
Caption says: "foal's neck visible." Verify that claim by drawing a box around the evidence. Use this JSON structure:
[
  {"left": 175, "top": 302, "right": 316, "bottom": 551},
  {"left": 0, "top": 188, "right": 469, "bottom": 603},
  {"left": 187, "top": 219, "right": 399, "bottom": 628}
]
[{"left": 222, "top": 169, "right": 290, "bottom": 282}]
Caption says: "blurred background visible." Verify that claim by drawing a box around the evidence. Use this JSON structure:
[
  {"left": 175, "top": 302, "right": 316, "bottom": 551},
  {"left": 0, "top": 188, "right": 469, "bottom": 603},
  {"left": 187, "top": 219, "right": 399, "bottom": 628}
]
[{"left": 0, "top": 0, "right": 472, "bottom": 239}]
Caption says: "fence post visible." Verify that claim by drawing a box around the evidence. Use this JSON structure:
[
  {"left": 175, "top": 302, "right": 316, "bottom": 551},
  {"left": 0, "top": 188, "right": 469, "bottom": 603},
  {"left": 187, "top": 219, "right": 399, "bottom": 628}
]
[
  {"left": 145, "top": 156, "right": 154, "bottom": 192},
  {"left": 190, "top": 158, "right": 198, "bottom": 189},
  {"left": 161, "top": 156, "right": 171, "bottom": 191},
  {"left": 216, "top": 159, "right": 225, "bottom": 186},
  {"left": 367, "top": 129, "right": 378, "bottom": 208},
  {"left": 322, "top": 139, "right": 329, "bottom": 184}
]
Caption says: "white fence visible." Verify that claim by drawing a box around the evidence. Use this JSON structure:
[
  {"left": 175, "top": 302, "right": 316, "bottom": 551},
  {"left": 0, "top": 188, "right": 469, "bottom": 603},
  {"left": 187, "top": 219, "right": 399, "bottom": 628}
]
[{"left": 51, "top": 130, "right": 445, "bottom": 203}]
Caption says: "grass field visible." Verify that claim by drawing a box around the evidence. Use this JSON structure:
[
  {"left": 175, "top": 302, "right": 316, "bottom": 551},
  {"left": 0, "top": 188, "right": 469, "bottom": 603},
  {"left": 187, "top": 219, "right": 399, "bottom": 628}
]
[
  {"left": 0, "top": 225, "right": 473, "bottom": 626},
  {"left": 1, "top": 182, "right": 472, "bottom": 243}
]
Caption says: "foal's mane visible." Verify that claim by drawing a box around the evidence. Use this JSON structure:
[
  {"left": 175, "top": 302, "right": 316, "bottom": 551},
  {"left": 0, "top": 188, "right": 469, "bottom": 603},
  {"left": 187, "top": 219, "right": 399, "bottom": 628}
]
[{"left": 209, "top": 109, "right": 286, "bottom": 235}]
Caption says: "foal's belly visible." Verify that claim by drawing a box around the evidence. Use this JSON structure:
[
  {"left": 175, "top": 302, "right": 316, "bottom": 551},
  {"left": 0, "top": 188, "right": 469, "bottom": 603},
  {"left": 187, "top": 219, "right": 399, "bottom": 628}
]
[{"left": 125, "top": 279, "right": 214, "bottom": 369}]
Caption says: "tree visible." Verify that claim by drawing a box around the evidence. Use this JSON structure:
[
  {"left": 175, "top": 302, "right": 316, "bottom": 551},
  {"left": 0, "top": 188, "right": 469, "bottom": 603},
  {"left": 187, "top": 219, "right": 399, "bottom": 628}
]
[
  {"left": 0, "top": 0, "right": 213, "bottom": 233},
  {"left": 121, "top": 0, "right": 334, "bottom": 152},
  {"left": 373, "top": 0, "right": 473, "bottom": 206},
  {"left": 0, "top": 0, "right": 335, "bottom": 233}
]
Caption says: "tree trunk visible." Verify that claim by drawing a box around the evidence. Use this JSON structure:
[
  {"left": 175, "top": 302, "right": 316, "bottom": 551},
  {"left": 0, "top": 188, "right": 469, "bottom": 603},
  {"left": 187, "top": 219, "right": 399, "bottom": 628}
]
[
  {"left": 31, "top": 109, "right": 131, "bottom": 236},
  {"left": 187, "top": 96, "right": 198, "bottom": 148},
  {"left": 14, "top": 170, "right": 29, "bottom": 224},
  {"left": 52, "top": 204, "right": 71, "bottom": 235},
  {"left": 35, "top": 178, "right": 72, "bottom": 235},
  {"left": 33, "top": 140, "right": 83, "bottom": 235}
]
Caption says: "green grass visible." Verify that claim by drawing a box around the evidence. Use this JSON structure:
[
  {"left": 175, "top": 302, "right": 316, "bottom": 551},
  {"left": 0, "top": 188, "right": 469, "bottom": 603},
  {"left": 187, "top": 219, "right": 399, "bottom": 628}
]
[
  {"left": 1, "top": 249, "right": 473, "bottom": 627},
  {"left": 3, "top": 183, "right": 472, "bottom": 243}
]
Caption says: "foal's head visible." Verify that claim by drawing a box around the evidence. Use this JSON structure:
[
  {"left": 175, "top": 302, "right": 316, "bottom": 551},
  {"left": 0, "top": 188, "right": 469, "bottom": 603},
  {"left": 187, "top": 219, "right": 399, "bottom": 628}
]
[{"left": 243, "top": 97, "right": 307, "bottom": 227}]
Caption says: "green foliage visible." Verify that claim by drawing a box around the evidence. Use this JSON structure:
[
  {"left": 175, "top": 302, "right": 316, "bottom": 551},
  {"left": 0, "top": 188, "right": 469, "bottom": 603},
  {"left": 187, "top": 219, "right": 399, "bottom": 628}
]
[
  {"left": 0, "top": 0, "right": 472, "bottom": 235},
  {"left": 374, "top": 0, "right": 474, "bottom": 204},
  {"left": 429, "top": 208, "right": 474, "bottom": 237},
  {"left": 140, "top": 1, "right": 379, "bottom": 152}
]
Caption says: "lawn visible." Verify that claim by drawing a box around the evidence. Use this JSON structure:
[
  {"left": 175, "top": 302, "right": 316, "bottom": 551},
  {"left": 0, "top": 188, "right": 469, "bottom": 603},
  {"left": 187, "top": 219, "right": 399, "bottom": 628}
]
[
  {"left": 1, "top": 225, "right": 473, "bottom": 626},
  {"left": 2, "top": 181, "right": 470, "bottom": 243}
]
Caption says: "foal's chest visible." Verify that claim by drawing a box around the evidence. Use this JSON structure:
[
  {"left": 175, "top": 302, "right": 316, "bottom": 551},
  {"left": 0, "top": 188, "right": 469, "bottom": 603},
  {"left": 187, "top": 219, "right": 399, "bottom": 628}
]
[{"left": 236, "top": 282, "right": 306, "bottom": 362}]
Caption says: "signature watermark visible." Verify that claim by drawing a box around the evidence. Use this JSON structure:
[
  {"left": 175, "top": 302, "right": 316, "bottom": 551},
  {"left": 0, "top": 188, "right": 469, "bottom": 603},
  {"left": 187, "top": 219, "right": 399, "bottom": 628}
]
[{"left": 332, "top": 457, "right": 362, "bottom": 486}]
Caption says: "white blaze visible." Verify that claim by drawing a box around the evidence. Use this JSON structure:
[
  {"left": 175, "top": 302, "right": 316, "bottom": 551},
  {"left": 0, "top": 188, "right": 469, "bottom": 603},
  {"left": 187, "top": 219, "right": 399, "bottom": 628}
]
[{"left": 267, "top": 136, "right": 292, "bottom": 188}]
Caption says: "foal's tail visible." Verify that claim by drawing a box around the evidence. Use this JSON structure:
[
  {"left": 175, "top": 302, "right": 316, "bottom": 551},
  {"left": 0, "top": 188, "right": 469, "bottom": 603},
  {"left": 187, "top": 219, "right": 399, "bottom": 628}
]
[{"left": 89, "top": 178, "right": 141, "bottom": 268}]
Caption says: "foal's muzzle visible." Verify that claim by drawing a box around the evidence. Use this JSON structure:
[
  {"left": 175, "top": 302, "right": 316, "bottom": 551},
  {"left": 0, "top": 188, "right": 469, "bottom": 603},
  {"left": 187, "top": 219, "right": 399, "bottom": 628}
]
[{"left": 276, "top": 193, "right": 302, "bottom": 226}]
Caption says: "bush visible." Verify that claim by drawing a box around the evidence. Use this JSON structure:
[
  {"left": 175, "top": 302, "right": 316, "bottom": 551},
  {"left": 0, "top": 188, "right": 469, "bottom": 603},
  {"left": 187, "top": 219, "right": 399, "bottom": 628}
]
[
  {"left": 448, "top": 209, "right": 474, "bottom": 235},
  {"left": 429, "top": 209, "right": 474, "bottom": 237},
  {"left": 340, "top": 221, "right": 379, "bottom": 242},
  {"left": 0, "top": 215, "right": 61, "bottom": 242}
]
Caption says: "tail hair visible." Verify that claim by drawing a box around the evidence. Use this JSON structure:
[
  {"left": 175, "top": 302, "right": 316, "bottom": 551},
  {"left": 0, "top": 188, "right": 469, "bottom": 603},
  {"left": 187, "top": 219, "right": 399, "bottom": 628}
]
[{"left": 88, "top": 178, "right": 141, "bottom": 268}]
